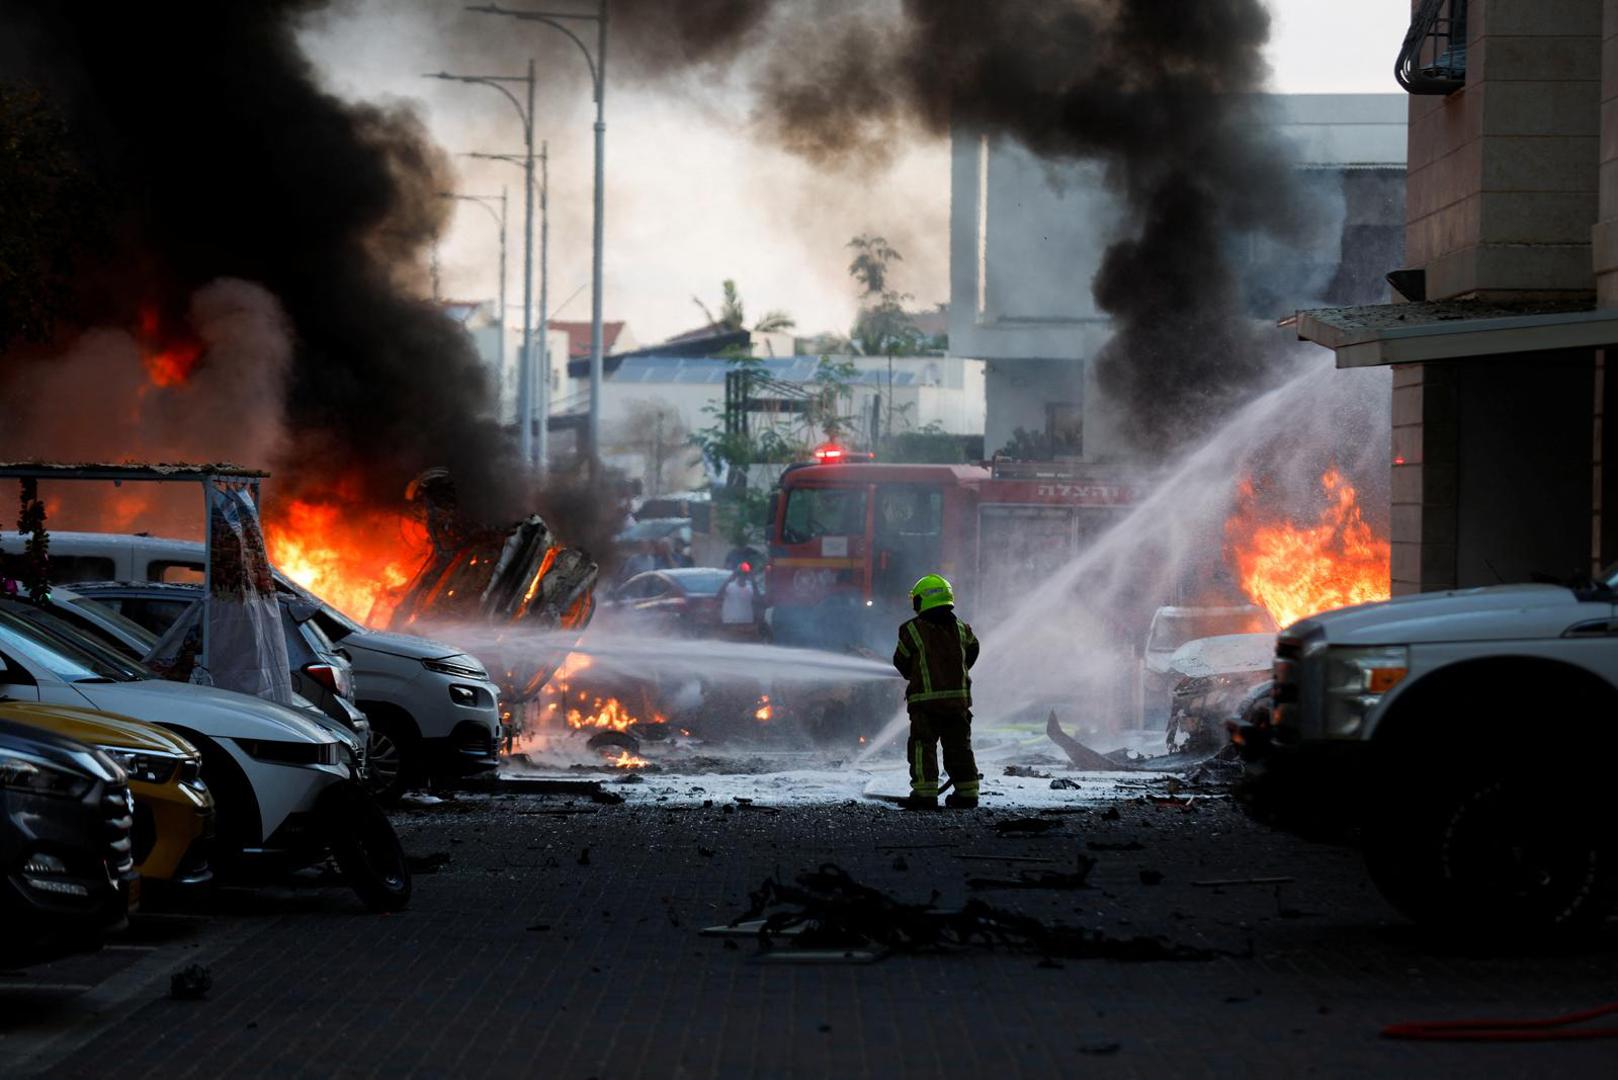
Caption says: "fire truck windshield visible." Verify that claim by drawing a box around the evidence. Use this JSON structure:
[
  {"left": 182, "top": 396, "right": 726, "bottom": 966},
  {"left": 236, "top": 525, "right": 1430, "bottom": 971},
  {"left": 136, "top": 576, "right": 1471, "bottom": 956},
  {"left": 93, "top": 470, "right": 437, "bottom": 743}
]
[{"left": 781, "top": 487, "right": 866, "bottom": 544}]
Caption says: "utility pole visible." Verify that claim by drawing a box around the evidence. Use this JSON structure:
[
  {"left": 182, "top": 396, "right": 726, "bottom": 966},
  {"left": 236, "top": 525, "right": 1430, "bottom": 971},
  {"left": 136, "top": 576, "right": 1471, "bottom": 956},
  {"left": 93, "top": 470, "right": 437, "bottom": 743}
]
[
  {"left": 438, "top": 189, "right": 508, "bottom": 415},
  {"left": 426, "top": 63, "right": 537, "bottom": 467},
  {"left": 469, "top": 1, "right": 607, "bottom": 470},
  {"left": 537, "top": 141, "right": 549, "bottom": 472}
]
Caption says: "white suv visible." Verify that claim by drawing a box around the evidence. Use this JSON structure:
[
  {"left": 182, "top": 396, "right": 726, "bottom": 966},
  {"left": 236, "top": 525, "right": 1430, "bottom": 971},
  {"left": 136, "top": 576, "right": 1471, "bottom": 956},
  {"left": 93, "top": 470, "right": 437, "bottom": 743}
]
[
  {"left": 1239, "top": 580, "right": 1618, "bottom": 938},
  {"left": 2, "top": 532, "right": 504, "bottom": 800}
]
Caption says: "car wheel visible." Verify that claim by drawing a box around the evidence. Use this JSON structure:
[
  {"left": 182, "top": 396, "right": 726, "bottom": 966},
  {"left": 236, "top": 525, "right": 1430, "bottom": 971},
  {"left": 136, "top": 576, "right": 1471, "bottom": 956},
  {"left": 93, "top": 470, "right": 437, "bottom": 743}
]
[
  {"left": 1364, "top": 762, "right": 1615, "bottom": 939},
  {"left": 364, "top": 714, "right": 416, "bottom": 805},
  {"left": 321, "top": 782, "right": 412, "bottom": 913}
]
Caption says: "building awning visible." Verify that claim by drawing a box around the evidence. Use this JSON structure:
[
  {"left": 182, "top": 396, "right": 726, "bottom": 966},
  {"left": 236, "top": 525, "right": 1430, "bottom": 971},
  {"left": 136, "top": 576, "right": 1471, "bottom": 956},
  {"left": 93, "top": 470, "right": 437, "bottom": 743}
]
[{"left": 1292, "top": 298, "right": 1618, "bottom": 367}]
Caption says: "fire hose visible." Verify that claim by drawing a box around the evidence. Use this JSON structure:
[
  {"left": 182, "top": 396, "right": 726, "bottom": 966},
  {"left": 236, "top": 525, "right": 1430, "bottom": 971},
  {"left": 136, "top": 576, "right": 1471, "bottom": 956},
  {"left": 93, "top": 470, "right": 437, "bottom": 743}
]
[{"left": 1383, "top": 1000, "right": 1618, "bottom": 1042}]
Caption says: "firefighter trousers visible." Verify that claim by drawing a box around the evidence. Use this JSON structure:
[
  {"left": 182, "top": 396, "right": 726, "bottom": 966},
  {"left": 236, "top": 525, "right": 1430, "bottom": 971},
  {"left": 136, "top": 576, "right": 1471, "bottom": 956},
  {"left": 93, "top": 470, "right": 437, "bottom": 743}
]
[{"left": 907, "top": 705, "right": 979, "bottom": 798}]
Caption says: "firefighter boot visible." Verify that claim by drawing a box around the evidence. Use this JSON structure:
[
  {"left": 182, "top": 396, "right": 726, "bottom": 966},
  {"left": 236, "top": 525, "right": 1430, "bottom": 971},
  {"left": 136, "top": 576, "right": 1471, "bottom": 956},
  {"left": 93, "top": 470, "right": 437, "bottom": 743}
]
[
  {"left": 902, "top": 794, "right": 938, "bottom": 810},
  {"left": 944, "top": 793, "right": 978, "bottom": 809}
]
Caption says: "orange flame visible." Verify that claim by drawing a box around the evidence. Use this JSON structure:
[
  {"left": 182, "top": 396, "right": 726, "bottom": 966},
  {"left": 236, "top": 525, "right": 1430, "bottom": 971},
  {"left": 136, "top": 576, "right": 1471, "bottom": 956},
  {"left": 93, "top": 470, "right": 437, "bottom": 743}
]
[
  {"left": 603, "top": 748, "right": 650, "bottom": 768},
  {"left": 1227, "top": 468, "right": 1390, "bottom": 629},
  {"left": 136, "top": 306, "right": 203, "bottom": 387},
  {"left": 754, "top": 694, "right": 772, "bottom": 722},
  {"left": 264, "top": 499, "right": 428, "bottom": 626}
]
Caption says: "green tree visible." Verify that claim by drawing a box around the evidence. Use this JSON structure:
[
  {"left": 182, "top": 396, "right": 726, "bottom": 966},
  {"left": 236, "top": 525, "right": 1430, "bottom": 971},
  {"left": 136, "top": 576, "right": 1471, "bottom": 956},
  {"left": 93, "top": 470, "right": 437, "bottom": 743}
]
[{"left": 846, "top": 234, "right": 923, "bottom": 357}]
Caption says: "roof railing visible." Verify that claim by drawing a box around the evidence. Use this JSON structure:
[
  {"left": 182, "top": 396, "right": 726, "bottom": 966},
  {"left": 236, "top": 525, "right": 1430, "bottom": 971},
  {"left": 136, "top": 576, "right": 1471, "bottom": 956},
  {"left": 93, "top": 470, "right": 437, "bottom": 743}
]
[{"left": 1396, "top": 0, "right": 1467, "bottom": 95}]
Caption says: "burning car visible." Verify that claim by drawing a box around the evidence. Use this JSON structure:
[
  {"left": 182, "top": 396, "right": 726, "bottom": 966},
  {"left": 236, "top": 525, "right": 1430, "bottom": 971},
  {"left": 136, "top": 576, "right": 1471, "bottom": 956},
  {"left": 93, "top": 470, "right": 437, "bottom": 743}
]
[
  {"left": 1162, "top": 632, "right": 1274, "bottom": 752},
  {"left": 1143, "top": 604, "right": 1276, "bottom": 724}
]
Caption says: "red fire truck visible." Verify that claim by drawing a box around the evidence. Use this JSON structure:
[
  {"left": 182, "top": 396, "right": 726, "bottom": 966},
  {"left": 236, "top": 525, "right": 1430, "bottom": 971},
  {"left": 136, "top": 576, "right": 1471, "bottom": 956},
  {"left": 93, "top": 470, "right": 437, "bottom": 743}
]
[{"left": 765, "top": 457, "right": 1140, "bottom": 650}]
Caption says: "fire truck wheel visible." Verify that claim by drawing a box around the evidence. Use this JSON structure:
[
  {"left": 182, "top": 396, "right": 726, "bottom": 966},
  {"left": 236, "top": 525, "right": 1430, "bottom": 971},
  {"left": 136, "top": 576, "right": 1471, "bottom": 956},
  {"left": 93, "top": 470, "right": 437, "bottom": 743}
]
[
  {"left": 1364, "top": 760, "right": 1616, "bottom": 940},
  {"left": 322, "top": 782, "right": 412, "bottom": 913},
  {"left": 363, "top": 711, "right": 417, "bottom": 805}
]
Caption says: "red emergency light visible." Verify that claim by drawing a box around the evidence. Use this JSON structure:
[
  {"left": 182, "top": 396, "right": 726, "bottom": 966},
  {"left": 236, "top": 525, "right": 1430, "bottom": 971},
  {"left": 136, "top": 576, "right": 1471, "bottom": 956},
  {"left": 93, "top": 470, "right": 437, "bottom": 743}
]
[{"left": 812, "top": 443, "right": 873, "bottom": 464}]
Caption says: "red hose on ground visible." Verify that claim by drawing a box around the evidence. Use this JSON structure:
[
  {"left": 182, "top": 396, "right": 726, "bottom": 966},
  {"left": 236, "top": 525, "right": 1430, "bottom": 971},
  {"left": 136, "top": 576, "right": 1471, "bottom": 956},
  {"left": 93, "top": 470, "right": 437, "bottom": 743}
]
[{"left": 1383, "top": 1000, "right": 1618, "bottom": 1042}]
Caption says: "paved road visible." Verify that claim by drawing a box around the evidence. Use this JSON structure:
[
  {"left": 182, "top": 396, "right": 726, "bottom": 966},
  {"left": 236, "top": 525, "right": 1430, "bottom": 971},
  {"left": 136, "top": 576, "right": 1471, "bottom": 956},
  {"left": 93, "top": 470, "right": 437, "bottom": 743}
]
[{"left": 5, "top": 785, "right": 1615, "bottom": 1078}]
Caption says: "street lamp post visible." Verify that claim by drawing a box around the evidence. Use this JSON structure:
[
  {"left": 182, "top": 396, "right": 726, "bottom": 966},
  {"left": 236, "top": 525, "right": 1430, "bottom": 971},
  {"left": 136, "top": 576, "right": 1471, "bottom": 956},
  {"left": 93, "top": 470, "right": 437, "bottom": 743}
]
[
  {"left": 463, "top": 148, "right": 550, "bottom": 472},
  {"left": 469, "top": 2, "right": 606, "bottom": 469},
  {"left": 425, "top": 63, "right": 541, "bottom": 470},
  {"left": 438, "top": 189, "right": 508, "bottom": 415}
]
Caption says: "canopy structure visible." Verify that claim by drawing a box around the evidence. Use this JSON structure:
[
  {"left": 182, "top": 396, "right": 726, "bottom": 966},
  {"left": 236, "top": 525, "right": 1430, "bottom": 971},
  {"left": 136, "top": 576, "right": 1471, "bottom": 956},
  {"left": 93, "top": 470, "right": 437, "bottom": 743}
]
[{"left": 0, "top": 460, "right": 291, "bottom": 704}]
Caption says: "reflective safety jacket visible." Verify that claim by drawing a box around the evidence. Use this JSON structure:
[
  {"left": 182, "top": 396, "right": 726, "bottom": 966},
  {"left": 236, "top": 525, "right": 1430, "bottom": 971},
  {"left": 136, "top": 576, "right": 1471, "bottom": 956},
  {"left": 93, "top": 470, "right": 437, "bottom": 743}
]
[{"left": 892, "top": 607, "right": 979, "bottom": 708}]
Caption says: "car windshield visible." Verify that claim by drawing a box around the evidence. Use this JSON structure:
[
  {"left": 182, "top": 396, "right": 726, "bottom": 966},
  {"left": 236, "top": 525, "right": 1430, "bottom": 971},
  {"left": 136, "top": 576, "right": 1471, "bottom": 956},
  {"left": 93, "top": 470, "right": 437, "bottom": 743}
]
[
  {"left": 781, "top": 487, "right": 867, "bottom": 544},
  {"left": 0, "top": 606, "right": 144, "bottom": 682},
  {"left": 64, "top": 596, "right": 160, "bottom": 653},
  {"left": 666, "top": 569, "right": 732, "bottom": 596},
  {"left": 1149, "top": 609, "right": 1275, "bottom": 652}
]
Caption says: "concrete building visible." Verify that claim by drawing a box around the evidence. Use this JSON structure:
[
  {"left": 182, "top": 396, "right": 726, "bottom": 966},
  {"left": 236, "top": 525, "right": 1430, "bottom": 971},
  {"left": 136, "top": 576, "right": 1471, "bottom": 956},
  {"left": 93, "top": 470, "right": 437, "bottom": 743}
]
[
  {"left": 950, "top": 93, "right": 1409, "bottom": 458},
  {"left": 1297, "top": 0, "right": 1618, "bottom": 593}
]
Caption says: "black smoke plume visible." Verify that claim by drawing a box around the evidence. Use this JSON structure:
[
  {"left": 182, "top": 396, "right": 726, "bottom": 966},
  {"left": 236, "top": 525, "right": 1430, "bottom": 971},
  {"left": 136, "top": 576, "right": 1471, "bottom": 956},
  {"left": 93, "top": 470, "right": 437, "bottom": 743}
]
[
  {"left": 608, "top": 0, "right": 1301, "bottom": 456},
  {"left": 0, "top": 1, "right": 524, "bottom": 522}
]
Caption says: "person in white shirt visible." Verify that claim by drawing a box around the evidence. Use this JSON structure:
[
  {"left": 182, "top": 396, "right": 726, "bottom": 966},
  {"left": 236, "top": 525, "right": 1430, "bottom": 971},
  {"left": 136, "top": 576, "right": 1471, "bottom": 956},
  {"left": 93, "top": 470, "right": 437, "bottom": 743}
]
[{"left": 719, "top": 562, "right": 759, "bottom": 639}]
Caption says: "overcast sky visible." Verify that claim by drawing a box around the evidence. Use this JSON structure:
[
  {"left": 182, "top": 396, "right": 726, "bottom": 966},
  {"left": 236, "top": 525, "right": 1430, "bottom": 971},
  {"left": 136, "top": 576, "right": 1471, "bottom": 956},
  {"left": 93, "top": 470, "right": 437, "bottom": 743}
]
[{"left": 302, "top": 1, "right": 1412, "bottom": 346}]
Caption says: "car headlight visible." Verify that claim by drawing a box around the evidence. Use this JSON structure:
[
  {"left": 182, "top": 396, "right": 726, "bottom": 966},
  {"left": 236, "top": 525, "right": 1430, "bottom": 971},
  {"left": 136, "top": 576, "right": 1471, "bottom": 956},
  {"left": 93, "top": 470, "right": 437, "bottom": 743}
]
[
  {"left": 1324, "top": 645, "right": 1409, "bottom": 737},
  {"left": 237, "top": 739, "right": 341, "bottom": 767},
  {"left": 424, "top": 657, "right": 487, "bottom": 679},
  {"left": 0, "top": 747, "right": 93, "bottom": 799},
  {"left": 98, "top": 747, "right": 181, "bottom": 786}
]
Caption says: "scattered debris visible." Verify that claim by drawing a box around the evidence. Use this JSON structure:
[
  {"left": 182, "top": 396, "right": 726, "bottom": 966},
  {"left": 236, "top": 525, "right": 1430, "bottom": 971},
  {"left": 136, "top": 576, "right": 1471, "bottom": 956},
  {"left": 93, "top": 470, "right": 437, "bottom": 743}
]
[
  {"left": 1045, "top": 711, "right": 1123, "bottom": 771},
  {"left": 613, "top": 773, "right": 645, "bottom": 785},
  {"left": 1049, "top": 777, "right": 1082, "bottom": 790},
  {"left": 169, "top": 964, "right": 213, "bottom": 1000},
  {"left": 955, "top": 854, "right": 1056, "bottom": 864},
  {"left": 721, "top": 864, "right": 1218, "bottom": 963},
  {"left": 1003, "top": 765, "right": 1052, "bottom": 779},
  {"left": 994, "top": 817, "right": 1062, "bottom": 835},
  {"left": 1191, "top": 876, "right": 1295, "bottom": 889},
  {"left": 1102, "top": 807, "right": 1121, "bottom": 821},
  {"left": 1078, "top": 1042, "right": 1122, "bottom": 1056},
  {"left": 587, "top": 729, "right": 641, "bottom": 753},
  {"left": 966, "top": 853, "right": 1095, "bottom": 891},
  {"left": 482, "top": 777, "right": 624, "bottom": 805}
]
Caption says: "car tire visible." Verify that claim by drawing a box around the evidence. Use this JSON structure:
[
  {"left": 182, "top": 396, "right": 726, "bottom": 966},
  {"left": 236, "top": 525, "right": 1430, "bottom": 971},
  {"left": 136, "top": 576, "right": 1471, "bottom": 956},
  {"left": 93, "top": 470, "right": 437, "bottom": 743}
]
[
  {"left": 1364, "top": 758, "right": 1616, "bottom": 939},
  {"left": 321, "top": 782, "right": 412, "bottom": 912},
  {"left": 364, "top": 712, "right": 417, "bottom": 805}
]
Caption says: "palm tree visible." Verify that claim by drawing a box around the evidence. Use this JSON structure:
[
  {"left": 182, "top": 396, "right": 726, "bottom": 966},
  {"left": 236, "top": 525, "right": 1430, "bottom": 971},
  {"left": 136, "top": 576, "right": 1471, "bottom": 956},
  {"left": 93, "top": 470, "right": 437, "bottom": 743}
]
[{"left": 692, "top": 279, "right": 795, "bottom": 336}]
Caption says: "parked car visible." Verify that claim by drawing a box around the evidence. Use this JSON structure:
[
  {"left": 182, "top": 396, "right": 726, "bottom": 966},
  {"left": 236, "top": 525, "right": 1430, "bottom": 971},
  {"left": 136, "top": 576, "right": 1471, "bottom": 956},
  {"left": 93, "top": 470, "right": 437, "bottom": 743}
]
[
  {"left": 599, "top": 568, "right": 733, "bottom": 636},
  {"left": 1237, "top": 580, "right": 1618, "bottom": 938},
  {"left": 2, "top": 701, "right": 213, "bottom": 892},
  {"left": 17, "top": 533, "right": 504, "bottom": 801},
  {"left": 1, "top": 716, "right": 136, "bottom": 966},
  {"left": 0, "top": 530, "right": 204, "bottom": 586},
  {"left": 6, "top": 586, "right": 370, "bottom": 780},
  {"left": 0, "top": 601, "right": 408, "bottom": 910},
  {"left": 62, "top": 582, "right": 372, "bottom": 773}
]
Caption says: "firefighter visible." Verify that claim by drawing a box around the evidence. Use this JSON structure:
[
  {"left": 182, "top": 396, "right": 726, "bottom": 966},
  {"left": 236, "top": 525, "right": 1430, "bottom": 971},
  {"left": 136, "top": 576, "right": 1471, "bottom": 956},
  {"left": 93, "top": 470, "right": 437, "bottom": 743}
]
[{"left": 892, "top": 574, "right": 980, "bottom": 809}]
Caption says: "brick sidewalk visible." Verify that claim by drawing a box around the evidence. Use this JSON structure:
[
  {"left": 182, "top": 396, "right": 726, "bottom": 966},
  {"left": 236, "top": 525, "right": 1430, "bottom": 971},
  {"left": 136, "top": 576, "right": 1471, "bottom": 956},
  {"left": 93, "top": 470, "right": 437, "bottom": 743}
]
[{"left": 34, "top": 793, "right": 1618, "bottom": 1078}]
